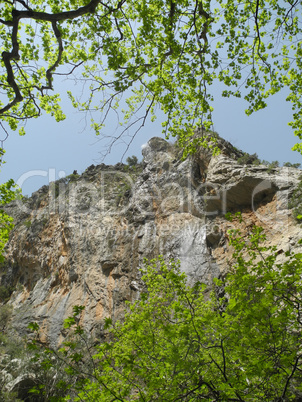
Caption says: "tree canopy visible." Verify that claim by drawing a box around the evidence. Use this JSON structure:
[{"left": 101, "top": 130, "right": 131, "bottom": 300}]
[{"left": 0, "top": 0, "right": 301, "bottom": 155}]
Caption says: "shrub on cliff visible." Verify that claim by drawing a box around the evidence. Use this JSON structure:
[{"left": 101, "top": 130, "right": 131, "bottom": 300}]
[
  {"left": 126, "top": 155, "right": 139, "bottom": 167},
  {"left": 237, "top": 152, "right": 260, "bottom": 165}
]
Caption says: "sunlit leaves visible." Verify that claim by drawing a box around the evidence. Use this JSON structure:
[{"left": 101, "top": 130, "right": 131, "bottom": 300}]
[
  {"left": 39, "top": 94, "right": 66, "bottom": 121},
  {"left": 0, "top": 0, "right": 301, "bottom": 153}
]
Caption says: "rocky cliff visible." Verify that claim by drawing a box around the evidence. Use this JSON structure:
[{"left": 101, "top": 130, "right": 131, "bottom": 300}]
[{"left": 1, "top": 135, "right": 301, "bottom": 346}]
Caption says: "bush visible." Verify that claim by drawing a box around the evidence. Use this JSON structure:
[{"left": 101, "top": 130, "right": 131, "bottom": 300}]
[
  {"left": 284, "top": 162, "right": 301, "bottom": 168},
  {"left": 126, "top": 155, "right": 138, "bottom": 167},
  {"left": 66, "top": 172, "right": 80, "bottom": 183},
  {"left": 269, "top": 160, "right": 279, "bottom": 168},
  {"left": 237, "top": 152, "right": 260, "bottom": 165}
]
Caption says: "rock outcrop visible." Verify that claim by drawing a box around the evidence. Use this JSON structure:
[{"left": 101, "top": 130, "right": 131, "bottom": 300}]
[{"left": 1, "top": 135, "right": 301, "bottom": 347}]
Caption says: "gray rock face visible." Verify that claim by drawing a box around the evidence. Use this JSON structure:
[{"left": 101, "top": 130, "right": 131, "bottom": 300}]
[
  {"left": 1, "top": 135, "right": 301, "bottom": 346},
  {"left": 206, "top": 154, "right": 298, "bottom": 212}
]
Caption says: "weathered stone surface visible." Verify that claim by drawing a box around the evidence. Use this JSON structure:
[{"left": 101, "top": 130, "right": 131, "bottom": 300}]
[
  {"left": 205, "top": 154, "right": 300, "bottom": 213},
  {"left": 1, "top": 135, "right": 301, "bottom": 347}
]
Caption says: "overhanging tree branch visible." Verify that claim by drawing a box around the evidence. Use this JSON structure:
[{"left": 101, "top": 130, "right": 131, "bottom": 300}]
[
  {"left": 42, "top": 21, "right": 63, "bottom": 92},
  {"left": 0, "top": 0, "right": 126, "bottom": 117}
]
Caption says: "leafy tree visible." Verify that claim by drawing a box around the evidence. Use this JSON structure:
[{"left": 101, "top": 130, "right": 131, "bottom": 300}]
[
  {"left": 126, "top": 155, "right": 138, "bottom": 167},
  {"left": 0, "top": 0, "right": 301, "bottom": 155},
  {"left": 65, "top": 227, "right": 302, "bottom": 401}
]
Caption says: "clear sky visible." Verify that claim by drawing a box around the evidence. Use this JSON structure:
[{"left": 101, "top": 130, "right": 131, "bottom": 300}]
[{"left": 0, "top": 82, "right": 301, "bottom": 196}]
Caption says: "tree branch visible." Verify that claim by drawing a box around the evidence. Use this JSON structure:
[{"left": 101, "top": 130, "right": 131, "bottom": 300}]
[
  {"left": 41, "top": 21, "right": 64, "bottom": 92},
  {"left": 281, "top": 354, "right": 302, "bottom": 399},
  {"left": 0, "top": 13, "right": 23, "bottom": 114},
  {"left": 12, "top": 0, "right": 101, "bottom": 23},
  {"left": 0, "top": 0, "right": 126, "bottom": 116}
]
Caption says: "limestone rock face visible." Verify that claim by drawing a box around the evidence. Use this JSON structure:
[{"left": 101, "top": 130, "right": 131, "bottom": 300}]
[
  {"left": 206, "top": 154, "right": 297, "bottom": 211},
  {"left": 1, "top": 135, "right": 301, "bottom": 346}
]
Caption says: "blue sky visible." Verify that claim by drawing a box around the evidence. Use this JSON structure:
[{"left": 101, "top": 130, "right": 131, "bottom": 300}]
[{"left": 0, "top": 84, "right": 301, "bottom": 196}]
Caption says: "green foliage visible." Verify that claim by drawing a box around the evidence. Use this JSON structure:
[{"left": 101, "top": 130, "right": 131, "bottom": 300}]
[
  {"left": 236, "top": 154, "right": 287, "bottom": 174},
  {"left": 67, "top": 230, "right": 302, "bottom": 401},
  {"left": 0, "top": 389, "right": 22, "bottom": 402},
  {"left": 284, "top": 162, "right": 301, "bottom": 169},
  {"left": 269, "top": 160, "right": 279, "bottom": 168},
  {"left": 261, "top": 159, "right": 270, "bottom": 166},
  {"left": 26, "top": 305, "right": 95, "bottom": 401},
  {"left": 237, "top": 152, "right": 260, "bottom": 165},
  {"left": 237, "top": 154, "right": 283, "bottom": 170},
  {"left": 0, "top": 1, "right": 301, "bottom": 155},
  {"left": 225, "top": 211, "right": 243, "bottom": 222},
  {"left": 126, "top": 155, "right": 138, "bottom": 167},
  {"left": 264, "top": 160, "right": 279, "bottom": 174},
  {"left": 66, "top": 173, "right": 80, "bottom": 183}
]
